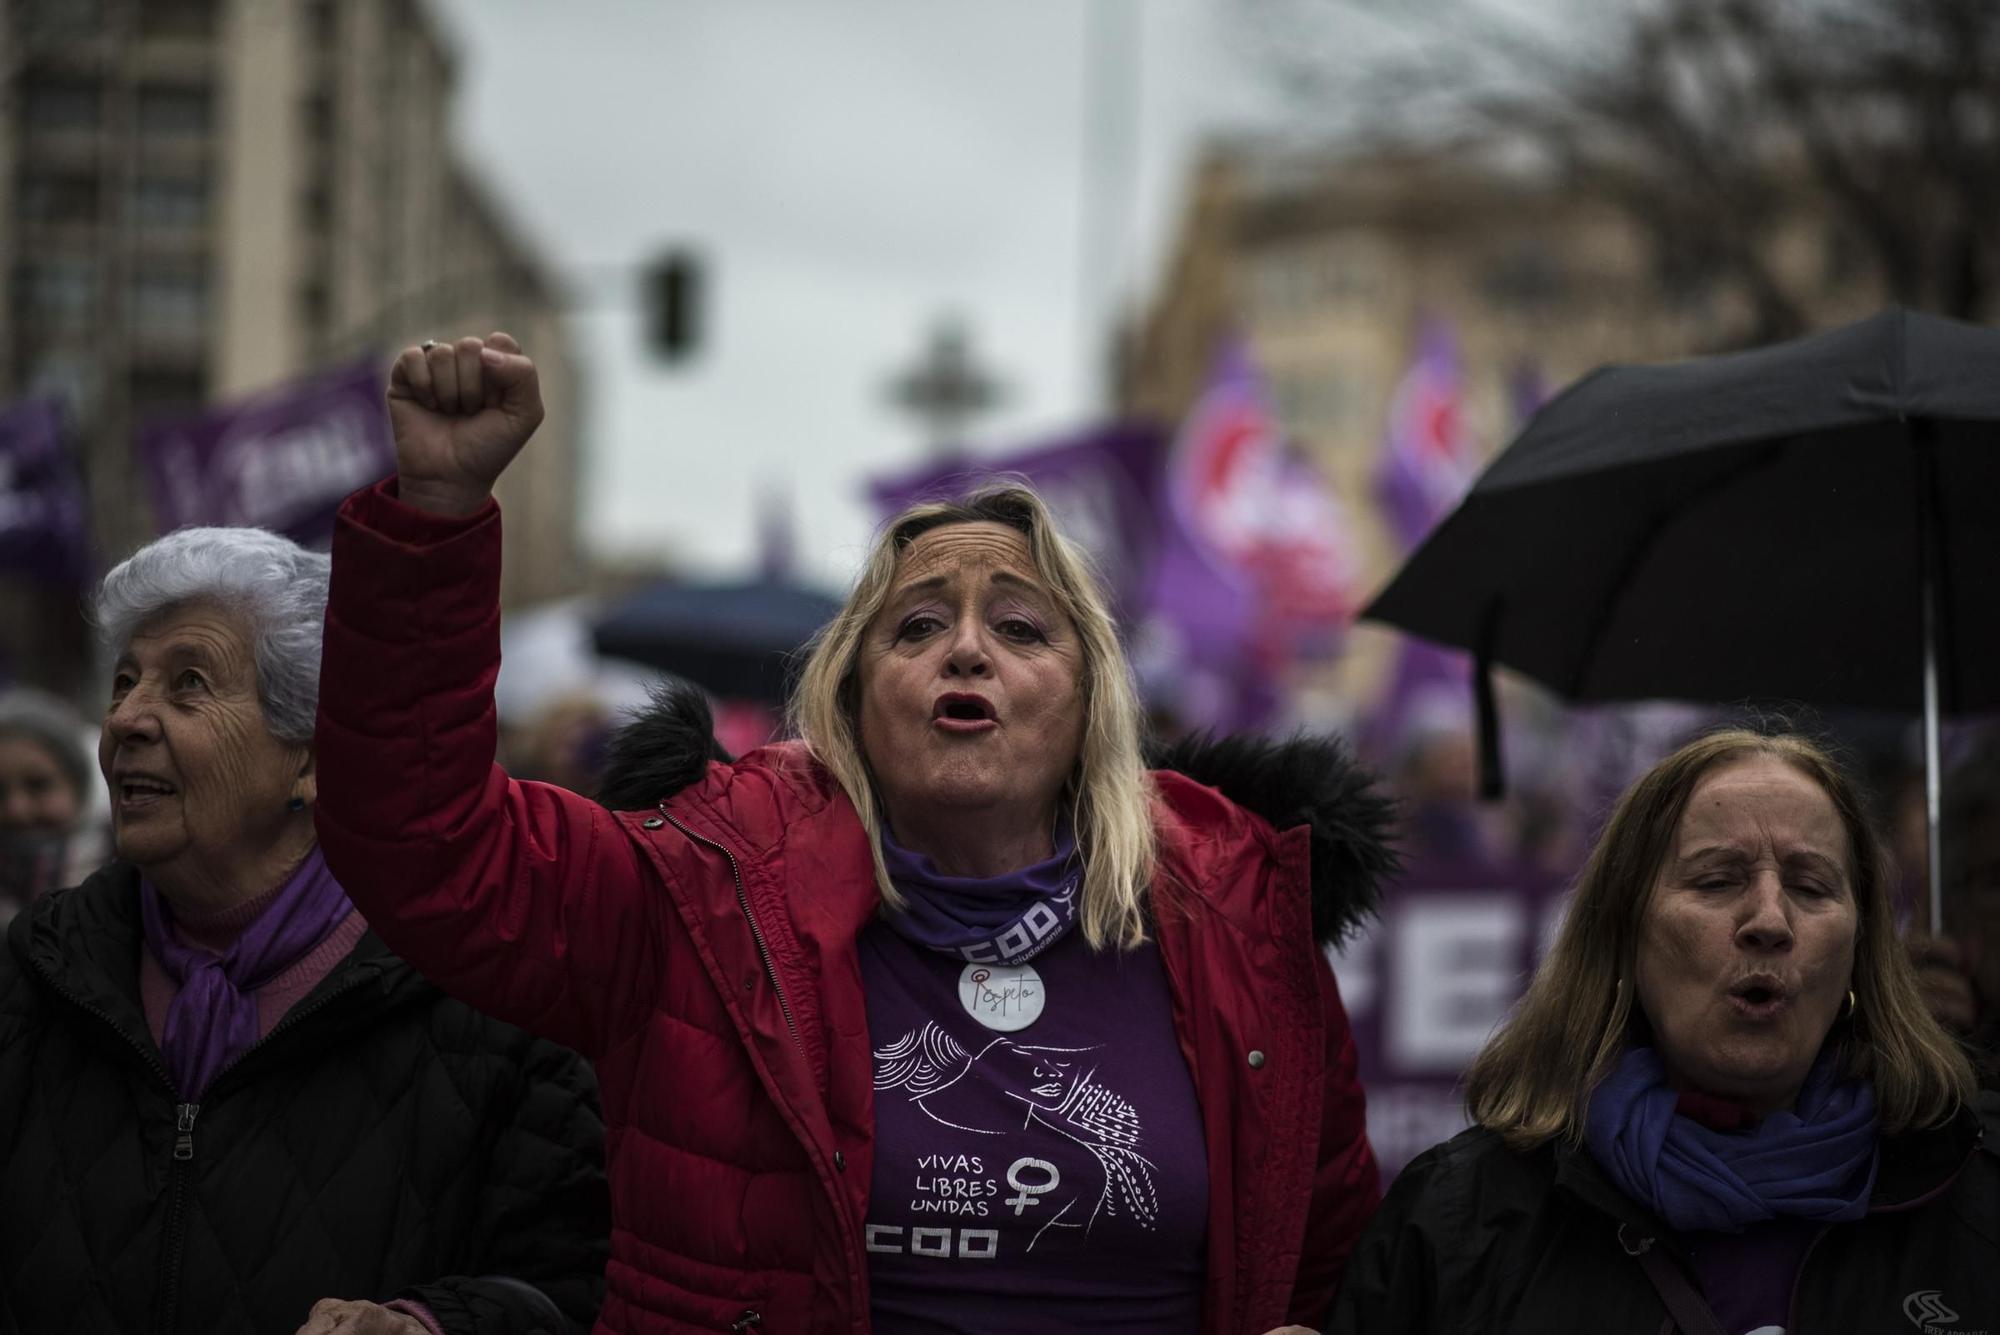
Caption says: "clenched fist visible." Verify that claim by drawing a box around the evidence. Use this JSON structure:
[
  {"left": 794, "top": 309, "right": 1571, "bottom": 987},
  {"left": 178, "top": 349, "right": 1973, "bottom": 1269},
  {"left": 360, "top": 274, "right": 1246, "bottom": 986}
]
[{"left": 385, "top": 332, "right": 544, "bottom": 517}]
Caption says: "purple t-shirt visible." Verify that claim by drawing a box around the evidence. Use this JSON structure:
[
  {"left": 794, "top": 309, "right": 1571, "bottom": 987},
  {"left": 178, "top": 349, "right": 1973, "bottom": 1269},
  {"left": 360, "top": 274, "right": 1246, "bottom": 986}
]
[
  {"left": 860, "top": 919, "right": 1209, "bottom": 1333},
  {"left": 1684, "top": 1217, "right": 1819, "bottom": 1335}
]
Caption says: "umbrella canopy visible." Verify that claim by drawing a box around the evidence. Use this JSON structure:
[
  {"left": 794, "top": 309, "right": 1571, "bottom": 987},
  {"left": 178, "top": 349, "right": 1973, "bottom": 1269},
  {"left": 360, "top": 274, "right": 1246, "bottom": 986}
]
[
  {"left": 1363, "top": 308, "right": 2000, "bottom": 926},
  {"left": 1367, "top": 308, "right": 2000, "bottom": 709},
  {"left": 591, "top": 577, "right": 842, "bottom": 707}
]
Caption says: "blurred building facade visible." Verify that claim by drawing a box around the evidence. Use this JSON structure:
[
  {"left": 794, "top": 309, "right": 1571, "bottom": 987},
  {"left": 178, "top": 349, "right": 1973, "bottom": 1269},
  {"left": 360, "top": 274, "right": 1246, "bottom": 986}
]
[
  {"left": 1120, "top": 144, "right": 1877, "bottom": 709},
  {"left": 0, "top": 0, "right": 581, "bottom": 692}
]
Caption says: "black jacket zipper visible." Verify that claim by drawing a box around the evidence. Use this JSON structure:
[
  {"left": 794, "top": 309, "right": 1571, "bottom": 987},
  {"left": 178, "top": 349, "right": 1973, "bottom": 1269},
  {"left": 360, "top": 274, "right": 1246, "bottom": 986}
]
[{"left": 28, "top": 953, "right": 377, "bottom": 1335}]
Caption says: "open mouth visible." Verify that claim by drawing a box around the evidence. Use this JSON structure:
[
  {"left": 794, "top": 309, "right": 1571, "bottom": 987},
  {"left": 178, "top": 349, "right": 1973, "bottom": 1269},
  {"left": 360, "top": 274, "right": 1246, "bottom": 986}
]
[
  {"left": 116, "top": 777, "right": 177, "bottom": 804},
  {"left": 932, "top": 694, "right": 998, "bottom": 726},
  {"left": 1728, "top": 975, "right": 1789, "bottom": 1015}
]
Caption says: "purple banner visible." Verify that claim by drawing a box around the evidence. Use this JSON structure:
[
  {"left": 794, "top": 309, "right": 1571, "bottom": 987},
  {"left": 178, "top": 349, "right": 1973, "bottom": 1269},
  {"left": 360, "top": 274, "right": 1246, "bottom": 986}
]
[
  {"left": 869, "top": 422, "right": 1278, "bottom": 731},
  {"left": 0, "top": 398, "right": 90, "bottom": 584},
  {"left": 871, "top": 423, "right": 1168, "bottom": 623},
  {"left": 137, "top": 359, "right": 395, "bottom": 548},
  {"left": 1327, "top": 857, "right": 1573, "bottom": 1178}
]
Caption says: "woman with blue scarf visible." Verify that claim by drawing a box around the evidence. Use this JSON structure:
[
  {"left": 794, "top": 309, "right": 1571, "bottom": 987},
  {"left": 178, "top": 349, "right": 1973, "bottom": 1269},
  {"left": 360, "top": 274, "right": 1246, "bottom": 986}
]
[{"left": 1332, "top": 729, "right": 1992, "bottom": 1335}]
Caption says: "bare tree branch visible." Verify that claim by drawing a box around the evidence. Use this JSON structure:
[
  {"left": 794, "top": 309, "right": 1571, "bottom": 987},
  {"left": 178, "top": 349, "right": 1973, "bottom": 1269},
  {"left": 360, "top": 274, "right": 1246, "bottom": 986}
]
[{"left": 1234, "top": 0, "right": 2000, "bottom": 342}]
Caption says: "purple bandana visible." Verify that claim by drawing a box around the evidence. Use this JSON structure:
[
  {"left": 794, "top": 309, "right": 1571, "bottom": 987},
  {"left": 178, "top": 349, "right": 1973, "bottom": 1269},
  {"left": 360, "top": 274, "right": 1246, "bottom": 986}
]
[
  {"left": 139, "top": 846, "right": 355, "bottom": 1098},
  {"left": 879, "top": 822, "right": 1081, "bottom": 965}
]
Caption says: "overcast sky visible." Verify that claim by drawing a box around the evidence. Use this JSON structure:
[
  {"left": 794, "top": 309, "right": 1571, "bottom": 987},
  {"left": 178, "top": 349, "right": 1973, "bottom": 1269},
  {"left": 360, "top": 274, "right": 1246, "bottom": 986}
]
[{"left": 426, "top": 0, "right": 1281, "bottom": 587}]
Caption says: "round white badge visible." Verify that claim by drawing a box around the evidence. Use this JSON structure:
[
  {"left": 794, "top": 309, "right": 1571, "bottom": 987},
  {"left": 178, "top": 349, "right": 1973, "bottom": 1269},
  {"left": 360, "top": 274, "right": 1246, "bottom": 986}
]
[{"left": 959, "top": 962, "right": 1046, "bottom": 1032}]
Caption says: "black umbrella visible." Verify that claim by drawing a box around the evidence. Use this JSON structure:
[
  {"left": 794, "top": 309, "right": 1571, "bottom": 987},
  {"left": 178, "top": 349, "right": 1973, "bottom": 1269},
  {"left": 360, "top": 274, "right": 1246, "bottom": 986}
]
[
  {"left": 1363, "top": 308, "right": 2000, "bottom": 928},
  {"left": 591, "top": 577, "right": 842, "bottom": 707}
]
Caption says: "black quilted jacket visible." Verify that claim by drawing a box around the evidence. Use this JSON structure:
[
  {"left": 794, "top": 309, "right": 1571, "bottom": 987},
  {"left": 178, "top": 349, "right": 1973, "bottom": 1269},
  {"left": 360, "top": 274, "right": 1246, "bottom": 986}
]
[{"left": 0, "top": 861, "right": 610, "bottom": 1335}]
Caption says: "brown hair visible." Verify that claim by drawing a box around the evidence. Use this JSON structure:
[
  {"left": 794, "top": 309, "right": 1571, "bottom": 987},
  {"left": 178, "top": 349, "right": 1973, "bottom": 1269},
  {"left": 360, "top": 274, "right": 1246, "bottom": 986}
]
[
  {"left": 1465, "top": 728, "right": 1975, "bottom": 1148},
  {"left": 789, "top": 482, "right": 1157, "bottom": 950}
]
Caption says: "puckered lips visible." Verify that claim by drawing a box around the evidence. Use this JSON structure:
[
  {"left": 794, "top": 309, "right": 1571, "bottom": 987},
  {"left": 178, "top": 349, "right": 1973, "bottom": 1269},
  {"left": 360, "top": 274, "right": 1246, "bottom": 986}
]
[
  {"left": 931, "top": 691, "right": 999, "bottom": 735},
  {"left": 112, "top": 769, "right": 178, "bottom": 814},
  {"left": 1726, "top": 972, "right": 1792, "bottom": 1022}
]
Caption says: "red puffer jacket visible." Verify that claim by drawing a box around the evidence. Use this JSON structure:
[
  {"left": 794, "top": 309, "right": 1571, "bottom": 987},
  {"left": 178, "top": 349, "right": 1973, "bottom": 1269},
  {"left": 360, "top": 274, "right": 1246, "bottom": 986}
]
[{"left": 316, "top": 483, "right": 1390, "bottom": 1335}]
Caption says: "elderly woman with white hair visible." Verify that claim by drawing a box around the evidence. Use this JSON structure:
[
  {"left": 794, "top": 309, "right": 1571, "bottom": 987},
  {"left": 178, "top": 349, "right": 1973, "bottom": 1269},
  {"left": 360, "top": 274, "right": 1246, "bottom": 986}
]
[
  {"left": 0, "top": 526, "right": 609, "bottom": 1334},
  {"left": 311, "top": 333, "right": 1395, "bottom": 1335}
]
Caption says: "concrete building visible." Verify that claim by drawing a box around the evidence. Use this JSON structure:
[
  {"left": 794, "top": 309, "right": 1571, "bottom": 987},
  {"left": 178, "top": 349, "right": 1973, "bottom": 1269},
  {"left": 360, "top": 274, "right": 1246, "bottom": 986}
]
[
  {"left": 1, "top": 0, "right": 582, "bottom": 692},
  {"left": 1119, "top": 144, "right": 1877, "bottom": 713}
]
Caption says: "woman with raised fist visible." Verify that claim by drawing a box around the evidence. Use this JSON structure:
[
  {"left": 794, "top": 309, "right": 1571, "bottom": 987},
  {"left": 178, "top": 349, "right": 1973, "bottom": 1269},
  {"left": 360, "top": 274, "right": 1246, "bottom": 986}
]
[{"left": 315, "top": 333, "right": 1395, "bottom": 1335}]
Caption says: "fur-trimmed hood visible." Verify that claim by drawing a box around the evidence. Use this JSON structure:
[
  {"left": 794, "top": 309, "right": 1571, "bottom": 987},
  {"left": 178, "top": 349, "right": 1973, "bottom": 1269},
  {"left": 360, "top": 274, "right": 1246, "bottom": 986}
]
[{"left": 596, "top": 681, "right": 1397, "bottom": 946}]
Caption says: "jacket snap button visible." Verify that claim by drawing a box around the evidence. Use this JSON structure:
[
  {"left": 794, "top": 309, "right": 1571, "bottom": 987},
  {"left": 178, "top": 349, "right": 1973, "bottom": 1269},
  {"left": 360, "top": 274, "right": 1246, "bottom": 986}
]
[
  {"left": 1247, "top": 1049, "right": 1266, "bottom": 1069},
  {"left": 834, "top": 1150, "right": 847, "bottom": 1171},
  {"left": 642, "top": 816, "right": 664, "bottom": 829}
]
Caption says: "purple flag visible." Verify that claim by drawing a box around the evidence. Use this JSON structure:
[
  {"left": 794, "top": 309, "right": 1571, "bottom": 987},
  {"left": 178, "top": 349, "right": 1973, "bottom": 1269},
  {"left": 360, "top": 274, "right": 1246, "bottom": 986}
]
[
  {"left": 1168, "top": 335, "right": 1360, "bottom": 666},
  {"left": 137, "top": 359, "right": 396, "bottom": 548},
  {"left": 1368, "top": 319, "right": 1486, "bottom": 760},
  {"left": 0, "top": 399, "right": 91, "bottom": 584},
  {"left": 869, "top": 423, "right": 1169, "bottom": 621},
  {"left": 1377, "top": 318, "right": 1481, "bottom": 551},
  {"left": 868, "top": 422, "right": 1271, "bottom": 731}
]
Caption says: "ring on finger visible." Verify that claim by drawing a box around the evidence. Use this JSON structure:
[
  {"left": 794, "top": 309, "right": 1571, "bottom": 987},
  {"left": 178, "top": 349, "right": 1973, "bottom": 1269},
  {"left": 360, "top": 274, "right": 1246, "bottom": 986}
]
[{"left": 420, "top": 340, "right": 437, "bottom": 352}]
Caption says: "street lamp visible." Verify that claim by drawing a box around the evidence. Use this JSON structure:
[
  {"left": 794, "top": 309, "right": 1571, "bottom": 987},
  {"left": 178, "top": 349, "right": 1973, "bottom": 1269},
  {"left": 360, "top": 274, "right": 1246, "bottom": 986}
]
[{"left": 886, "top": 317, "right": 1006, "bottom": 457}]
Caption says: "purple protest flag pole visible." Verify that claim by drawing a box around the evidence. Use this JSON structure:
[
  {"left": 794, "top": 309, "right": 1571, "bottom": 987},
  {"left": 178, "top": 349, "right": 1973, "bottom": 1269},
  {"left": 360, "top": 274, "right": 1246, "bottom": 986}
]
[
  {"left": 1369, "top": 318, "right": 1497, "bottom": 784},
  {"left": 1376, "top": 318, "right": 1481, "bottom": 553},
  {"left": 136, "top": 359, "right": 396, "bottom": 549},
  {"left": 1508, "top": 359, "right": 1549, "bottom": 431}
]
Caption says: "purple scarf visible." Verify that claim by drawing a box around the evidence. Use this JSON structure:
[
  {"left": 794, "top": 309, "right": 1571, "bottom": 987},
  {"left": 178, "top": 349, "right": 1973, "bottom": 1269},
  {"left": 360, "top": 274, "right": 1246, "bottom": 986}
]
[
  {"left": 139, "top": 847, "right": 355, "bottom": 1098},
  {"left": 1584, "top": 1045, "right": 1880, "bottom": 1234},
  {"left": 879, "top": 822, "right": 1081, "bottom": 965}
]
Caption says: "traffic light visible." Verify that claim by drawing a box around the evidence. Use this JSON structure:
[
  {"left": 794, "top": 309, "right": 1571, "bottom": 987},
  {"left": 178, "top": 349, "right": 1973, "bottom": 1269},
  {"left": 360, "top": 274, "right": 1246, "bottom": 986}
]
[{"left": 644, "top": 252, "right": 702, "bottom": 361}]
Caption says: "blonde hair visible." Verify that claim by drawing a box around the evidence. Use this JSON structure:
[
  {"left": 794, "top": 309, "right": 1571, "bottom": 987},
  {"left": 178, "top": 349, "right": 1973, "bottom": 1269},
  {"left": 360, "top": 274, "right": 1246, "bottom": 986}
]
[
  {"left": 790, "top": 483, "right": 1158, "bottom": 949},
  {"left": 1466, "top": 728, "right": 1975, "bottom": 1148}
]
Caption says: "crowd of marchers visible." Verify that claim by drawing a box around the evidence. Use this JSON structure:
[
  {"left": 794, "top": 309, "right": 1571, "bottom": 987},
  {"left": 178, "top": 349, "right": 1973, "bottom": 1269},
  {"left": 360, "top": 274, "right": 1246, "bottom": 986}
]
[{"left": 0, "top": 334, "right": 1991, "bottom": 1335}]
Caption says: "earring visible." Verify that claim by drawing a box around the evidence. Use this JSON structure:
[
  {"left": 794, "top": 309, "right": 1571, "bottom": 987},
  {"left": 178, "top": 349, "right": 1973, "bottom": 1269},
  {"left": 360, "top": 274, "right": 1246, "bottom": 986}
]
[
  {"left": 1843, "top": 988, "right": 1857, "bottom": 1021},
  {"left": 287, "top": 796, "right": 306, "bottom": 813}
]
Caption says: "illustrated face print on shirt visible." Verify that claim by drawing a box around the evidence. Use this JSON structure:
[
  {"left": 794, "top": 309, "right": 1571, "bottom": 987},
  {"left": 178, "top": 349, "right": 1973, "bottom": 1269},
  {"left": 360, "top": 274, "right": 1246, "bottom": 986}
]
[
  {"left": 873, "top": 1021, "right": 1160, "bottom": 1250},
  {"left": 859, "top": 925, "right": 1209, "bottom": 1329}
]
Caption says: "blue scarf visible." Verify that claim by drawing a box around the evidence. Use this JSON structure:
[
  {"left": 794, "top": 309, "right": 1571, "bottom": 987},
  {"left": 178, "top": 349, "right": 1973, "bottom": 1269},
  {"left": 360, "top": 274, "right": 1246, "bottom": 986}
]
[
  {"left": 1584, "top": 1046, "right": 1879, "bottom": 1233},
  {"left": 878, "top": 822, "right": 1080, "bottom": 965}
]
